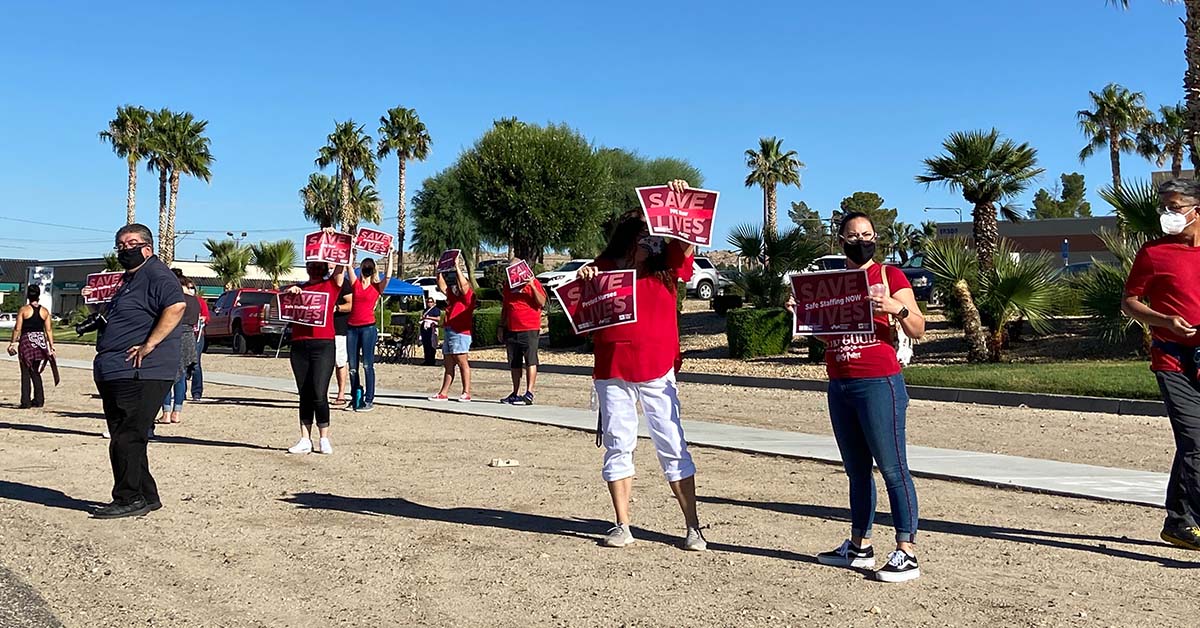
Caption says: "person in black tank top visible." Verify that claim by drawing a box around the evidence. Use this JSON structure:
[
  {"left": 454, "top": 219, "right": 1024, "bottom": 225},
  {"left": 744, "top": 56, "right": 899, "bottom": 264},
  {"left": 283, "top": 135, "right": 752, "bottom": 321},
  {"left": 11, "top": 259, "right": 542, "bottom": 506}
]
[{"left": 7, "top": 285, "right": 55, "bottom": 408}]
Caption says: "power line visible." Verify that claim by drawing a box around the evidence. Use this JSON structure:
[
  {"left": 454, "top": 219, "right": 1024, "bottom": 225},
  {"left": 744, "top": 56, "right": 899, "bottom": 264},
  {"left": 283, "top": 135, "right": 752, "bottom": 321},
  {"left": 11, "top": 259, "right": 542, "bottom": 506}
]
[{"left": 0, "top": 217, "right": 111, "bottom": 233}]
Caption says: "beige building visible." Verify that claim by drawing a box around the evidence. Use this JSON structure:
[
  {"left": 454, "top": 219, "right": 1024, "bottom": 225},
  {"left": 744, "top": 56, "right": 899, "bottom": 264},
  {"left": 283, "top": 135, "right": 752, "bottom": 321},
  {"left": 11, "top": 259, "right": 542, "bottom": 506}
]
[{"left": 935, "top": 216, "right": 1120, "bottom": 265}]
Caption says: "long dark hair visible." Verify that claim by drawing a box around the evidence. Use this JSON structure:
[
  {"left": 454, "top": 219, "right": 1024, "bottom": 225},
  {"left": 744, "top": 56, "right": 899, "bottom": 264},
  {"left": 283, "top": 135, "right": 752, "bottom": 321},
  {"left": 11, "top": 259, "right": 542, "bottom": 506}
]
[{"left": 597, "top": 211, "right": 671, "bottom": 280}]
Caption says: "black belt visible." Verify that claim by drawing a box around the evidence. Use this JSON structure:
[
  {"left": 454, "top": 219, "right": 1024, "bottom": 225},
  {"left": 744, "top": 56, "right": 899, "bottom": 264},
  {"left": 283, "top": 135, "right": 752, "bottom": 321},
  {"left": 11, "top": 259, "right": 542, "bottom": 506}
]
[{"left": 1153, "top": 340, "right": 1200, "bottom": 377}]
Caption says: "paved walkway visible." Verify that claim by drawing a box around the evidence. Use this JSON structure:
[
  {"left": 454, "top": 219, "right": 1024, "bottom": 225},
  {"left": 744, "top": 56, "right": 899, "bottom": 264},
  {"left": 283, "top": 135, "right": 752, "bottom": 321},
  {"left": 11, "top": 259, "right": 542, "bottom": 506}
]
[{"left": 45, "top": 358, "right": 1169, "bottom": 508}]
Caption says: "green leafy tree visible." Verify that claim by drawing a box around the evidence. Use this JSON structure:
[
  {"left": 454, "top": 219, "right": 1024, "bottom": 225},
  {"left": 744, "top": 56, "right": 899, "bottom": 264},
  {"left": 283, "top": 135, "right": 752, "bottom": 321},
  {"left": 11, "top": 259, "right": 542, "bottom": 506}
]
[
  {"left": 205, "top": 238, "right": 252, "bottom": 290},
  {"left": 456, "top": 121, "right": 609, "bottom": 262},
  {"left": 102, "top": 253, "right": 122, "bottom": 271},
  {"left": 745, "top": 137, "right": 804, "bottom": 236},
  {"left": 726, "top": 223, "right": 823, "bottom": 308},
  {"left": 788, "top": 200, "right": 830, "bottom": 250},
  {"left": 916, "top": 129, "right": 1044, "bottom": 273},
  {"left": 1029, "top": 173, "right": 1093, "bottom": 219},
  {"left": 1078, "top": 83, "right": 1151, "bottom": 192},
  {"left": 411, "top": 167, "right": 481, "bottom": 272},
  {"left": 316, "top": 121, "right": 378, "bottom": 234},
  {"left": 833, "top": 192, "right": 898, "bottom": 259},
  {"left": 1137, "top": 103, "right": 1190, "bottom": 178},
  {"left": 98, "top": 105, "right": 151, "bottom": 225},
  {"left": 377, "top": 107, "right": 432, "bottom": 277},
  {"left": 250, "top": 239, "right": 297, "bottom": 289}
]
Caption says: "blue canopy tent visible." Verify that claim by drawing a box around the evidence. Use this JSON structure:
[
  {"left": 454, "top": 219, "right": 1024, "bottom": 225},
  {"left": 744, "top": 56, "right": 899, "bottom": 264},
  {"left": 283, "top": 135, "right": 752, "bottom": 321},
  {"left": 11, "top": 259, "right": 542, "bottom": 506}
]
[{"left": 381, "top": 277, "right": 424, "bottom": 297}]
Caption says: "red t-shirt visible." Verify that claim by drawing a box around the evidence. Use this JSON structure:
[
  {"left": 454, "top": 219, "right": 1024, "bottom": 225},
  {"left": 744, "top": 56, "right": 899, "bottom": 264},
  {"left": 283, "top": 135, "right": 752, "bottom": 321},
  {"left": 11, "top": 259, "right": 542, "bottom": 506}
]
[
  {"left": 824, "top": 264, "right": 910, "bottom": 380},
  {"left": 1124, "top": 238, "right": 1200, "bottom": 372},
  {"left": 592, "top": 240, "right": 694, "bottom": 382},
  {"left": 348, "top": 279, "right": 381, "bottom": 327},
  {"left": 502, "top": 280, "right": 546, "bottom": 332},
  {"left": 445, "top": 287, "right": 477, "bottom": 334},
  {"left": 289, "top": 278, "right": 341, "bottom": 342}
]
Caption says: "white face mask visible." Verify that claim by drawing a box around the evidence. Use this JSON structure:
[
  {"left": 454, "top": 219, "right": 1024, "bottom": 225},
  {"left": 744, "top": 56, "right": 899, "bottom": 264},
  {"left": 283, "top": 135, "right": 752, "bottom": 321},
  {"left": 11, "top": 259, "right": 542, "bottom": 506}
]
[{"left": 1161, "top": 208, "right": 1196, "bottom": 235}]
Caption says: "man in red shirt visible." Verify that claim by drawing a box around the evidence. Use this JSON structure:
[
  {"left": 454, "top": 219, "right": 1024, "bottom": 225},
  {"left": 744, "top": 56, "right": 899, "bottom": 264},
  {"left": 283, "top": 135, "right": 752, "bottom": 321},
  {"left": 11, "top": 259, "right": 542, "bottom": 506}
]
[
  {"left": 1123, "top": 178, "right": 1200, "bottom": 551},
  {"left": 498, "top": 260, "right": 547, "bottom": 405}
]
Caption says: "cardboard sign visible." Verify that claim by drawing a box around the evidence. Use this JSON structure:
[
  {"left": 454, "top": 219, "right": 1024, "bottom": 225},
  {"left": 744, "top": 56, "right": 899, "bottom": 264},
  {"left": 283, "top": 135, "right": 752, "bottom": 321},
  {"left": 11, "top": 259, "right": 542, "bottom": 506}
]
[
  {"left": 637, "top": 185, "right": 719, "bottom": 247},
  {"left": 84, "top": 272, "right": 124, "bottom": 304},
  {"left": 552, "top": 270, "right": 637, "bottom": 334},
  {"left": 304, "top": 230, "right": 353, "bottom": 265},
  {"left": 276, "top": 290, "right": 331, "bottom": 327},
  {"left": 505, "top": 260, "right": 535, "bottom": 289},
  {"left": 436, "top": 249, "right": 461, "bottom": 274},
  {"left": 354, "top": 228, "right": 393, "bottom": 256},
  {"left": 789, "top": 269, "right": 874, "bottom": 336}
]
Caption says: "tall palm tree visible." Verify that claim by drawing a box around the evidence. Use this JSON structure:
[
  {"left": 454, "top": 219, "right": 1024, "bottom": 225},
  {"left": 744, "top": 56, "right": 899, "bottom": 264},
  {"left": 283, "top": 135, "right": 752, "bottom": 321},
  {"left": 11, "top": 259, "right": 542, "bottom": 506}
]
[
  {"left": 98, "top": 105, "right": 151, "bottom": 225},
  {"left": 916, "top": 129, "right": 1044, "bottom": 274},
  {"left": 205, "top": 238, "right": 252, "bottom": 290},
  {"left": 315, "top": 120, "right": 377, "bottom": 235},
  {"left": 344, "top": 176, "right": 382, "bottom": 235},
  {"left": 1077, "top": 83, "right": 1150, "bottom": 191},
  {"left": 301, "top": 173, "right": 381, "bottom": 231},
  {"left": 377, "top": 107, "right": 432, "bottom": 277},
  {"left": 744, "top": 137, "right": 804, "bottom": 236},
  {"left": 250, "top": 239, "right": 297, "bottom": 289},
  {"left": 145, "top": 108, "right": 175, "bottom": 254},
  {"left": 158, "top": 112, "right": 213, "bottom": 264},
  {"left": 890, "top": 222, "right": 920, "bottom": 264},
  {"left": 1137, "top": 103, "right": 1189, "bottom": 177}
]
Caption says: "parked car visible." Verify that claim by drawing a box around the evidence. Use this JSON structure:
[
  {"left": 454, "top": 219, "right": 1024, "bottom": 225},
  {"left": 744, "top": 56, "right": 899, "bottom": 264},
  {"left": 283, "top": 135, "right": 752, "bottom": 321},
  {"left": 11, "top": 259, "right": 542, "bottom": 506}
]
[
  {"left": 205, "top": 288, "right": 289, "bottom": 354},
  {"left": 899, "top": 253, "right": 936, "bottom": 303},
  {"left": 473, "top": 259, "right": 507, "bottom": 280},
  {"left": 686, "top": 256, "right": 721, "bottom": 299},
  {"left": 806, "top": 255, "right": 847, "bottom": 272},
  {"left": 0, "top": 313, "right": 15, "bottom": 329},
  {"left": 717, "top": 269, "right": 739, "bottom": 292},
  {"left": 406, "top": 276, "right": 447, "bottom": 302},
  {"left": 536, "top": 259, "right": 592, "bottom": 290}
]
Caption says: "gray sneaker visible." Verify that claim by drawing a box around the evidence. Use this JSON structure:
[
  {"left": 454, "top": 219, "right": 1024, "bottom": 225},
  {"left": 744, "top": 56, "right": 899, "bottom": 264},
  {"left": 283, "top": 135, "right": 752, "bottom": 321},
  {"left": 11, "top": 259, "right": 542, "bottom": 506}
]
[
  {"left": 682, "top": 526, "right": 708, "bottom": 551},
  {"left": 601, "top": 523, "right": 635, "bottom": 548}
]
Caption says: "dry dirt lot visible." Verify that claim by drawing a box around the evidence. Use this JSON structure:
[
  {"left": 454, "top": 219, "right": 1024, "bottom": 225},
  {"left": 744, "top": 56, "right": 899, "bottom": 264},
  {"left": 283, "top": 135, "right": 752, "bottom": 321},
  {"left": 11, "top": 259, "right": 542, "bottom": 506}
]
[{"left": 0, "top": 357, "right": 1196, "bottom": 627}]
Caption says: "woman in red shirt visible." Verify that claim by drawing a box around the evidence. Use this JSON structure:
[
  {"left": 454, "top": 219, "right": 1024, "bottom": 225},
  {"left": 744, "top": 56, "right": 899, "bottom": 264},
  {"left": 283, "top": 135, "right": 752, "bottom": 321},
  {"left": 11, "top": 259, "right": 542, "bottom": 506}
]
[
  {"left": 283, "top": 259, "right": 346, "bottom": 455},
  {"left": 430, "top": 254, "right": 477, "bottom": 401},
  {"left": 576, "top": 179, "right": 705, "bottom": 552},
  {"left": 797, "top": 212, "right": 926, "bottom": 582},
  {"left": 347, "top": 256, "right": 386, "bottom": 412}
]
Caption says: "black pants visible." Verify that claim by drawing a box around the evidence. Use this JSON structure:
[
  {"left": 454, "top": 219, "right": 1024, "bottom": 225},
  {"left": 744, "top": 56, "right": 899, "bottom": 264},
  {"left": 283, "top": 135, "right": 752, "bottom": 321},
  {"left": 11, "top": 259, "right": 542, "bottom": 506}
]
[
  {"left": 421, "top": 328, "right": 437, "bottom": 366},
  {"left": 19, "top": 360, "right": 44, "bottom": 407},
  {"left": 290, "top": 339, "right": 335, "bottom": 428},
  {"left": 97, "top": 378, "right": 173, "bottom": 505},
  {"left": 1157, "top": 370, "right": 1200, "bottom": 530}
]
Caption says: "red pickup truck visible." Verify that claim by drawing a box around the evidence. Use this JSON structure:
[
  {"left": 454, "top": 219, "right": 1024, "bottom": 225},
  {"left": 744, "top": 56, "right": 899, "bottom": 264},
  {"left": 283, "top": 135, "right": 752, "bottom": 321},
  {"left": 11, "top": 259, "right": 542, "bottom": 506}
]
[{"left": 205, "top": 288, "right": 288, "bottom": 354}]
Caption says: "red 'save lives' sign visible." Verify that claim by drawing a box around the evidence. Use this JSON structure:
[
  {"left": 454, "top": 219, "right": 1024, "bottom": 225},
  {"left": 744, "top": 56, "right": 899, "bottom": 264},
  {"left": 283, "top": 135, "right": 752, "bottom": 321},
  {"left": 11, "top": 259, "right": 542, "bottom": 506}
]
[
  {"left": 276, "top": 290, "right": 331, "bottom": 327},
  {"left": 304, "top": 231, "right": 353, "bottom": 265},
  {"left": 789, "top": 269, "right": 874, "bottom": 336},
  {"left": 354, "top": 228, "right": 393, "bottom": 256},
  {"left": 636, "top": 185, "right": 719, "bottom": 247},
  {"left": 552, "top": 270, "right": 637, "bottom": 334},
  {"left": 436, "top": 249, "right": 461, "bottom": 274},
  {"left": 506, "top": 260, "right": 535, "bottom": 289},
  {"left": 84, "top": 272, "right": 124, "bottom": 304}
]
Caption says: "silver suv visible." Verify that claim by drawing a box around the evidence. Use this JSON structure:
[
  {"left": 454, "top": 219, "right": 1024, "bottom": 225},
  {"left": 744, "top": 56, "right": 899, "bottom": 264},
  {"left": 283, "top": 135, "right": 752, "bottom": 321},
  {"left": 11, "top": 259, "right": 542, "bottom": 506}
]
[{"left": 686, "top": 256, "right": 721, "bottom": 300}]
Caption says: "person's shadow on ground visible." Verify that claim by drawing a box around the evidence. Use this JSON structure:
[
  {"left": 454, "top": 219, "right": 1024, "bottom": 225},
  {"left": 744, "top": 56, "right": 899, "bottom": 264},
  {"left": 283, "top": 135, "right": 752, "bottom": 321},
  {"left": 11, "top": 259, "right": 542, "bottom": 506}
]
[{"left": 0, "top": 480, "right": 100, "bottom": 513}]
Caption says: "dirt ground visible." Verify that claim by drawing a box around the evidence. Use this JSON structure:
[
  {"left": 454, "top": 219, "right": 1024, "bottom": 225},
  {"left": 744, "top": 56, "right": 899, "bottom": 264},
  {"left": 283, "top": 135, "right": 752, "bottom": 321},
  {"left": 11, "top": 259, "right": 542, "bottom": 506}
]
[{"left": 0, "top": 359, "right": 1196, "bottom": 627}]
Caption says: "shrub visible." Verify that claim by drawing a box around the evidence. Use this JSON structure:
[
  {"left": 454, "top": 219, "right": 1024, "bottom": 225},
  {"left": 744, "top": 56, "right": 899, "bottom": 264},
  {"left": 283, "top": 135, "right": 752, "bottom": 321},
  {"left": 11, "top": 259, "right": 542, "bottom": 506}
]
[
  {"left": 712, "top": 294, "right": 744, "bottom": 316},
  {"left": 472, "top": 307, "right": 504, "bottom": 348},
  {"left": 548, "top": 308, "right": 583, "bottom": 348},
  {"left": 477, "top": 287, "right": 502, "bottom": 302},
  {"left": 726, "top": 307, "right": 792, "bottom": 358},
  {"left": 477, "top": 299, "right": 502, "bottom": 311},
  {"left": 0, "top": 293, "right": 20, "bottom": 314}
]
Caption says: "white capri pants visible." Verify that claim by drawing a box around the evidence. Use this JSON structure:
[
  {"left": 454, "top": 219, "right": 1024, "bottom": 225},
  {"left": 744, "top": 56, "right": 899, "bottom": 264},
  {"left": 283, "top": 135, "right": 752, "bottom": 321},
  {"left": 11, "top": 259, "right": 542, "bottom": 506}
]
[
  {"left": 595, "top": 371, "right": 696, "bottom": 483},
  {"left": 335, "top": 335, "right": 348, "bottom": 368}
]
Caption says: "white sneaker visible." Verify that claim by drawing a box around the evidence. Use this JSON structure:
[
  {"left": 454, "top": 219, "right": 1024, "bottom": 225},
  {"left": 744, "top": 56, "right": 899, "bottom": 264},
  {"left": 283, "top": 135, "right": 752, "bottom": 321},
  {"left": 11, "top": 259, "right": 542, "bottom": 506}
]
[
  {"left": 682, "top": 526, "right": 708, "bottom": 551},
  {"left": 318, "top": 437, "right": 333, "bottom": 455},
  {"left": 287, "top": 438, "right": 313, "bottom": 454},
  {"left": 601, "top": 523, "right": 635, "bottom": 548}
]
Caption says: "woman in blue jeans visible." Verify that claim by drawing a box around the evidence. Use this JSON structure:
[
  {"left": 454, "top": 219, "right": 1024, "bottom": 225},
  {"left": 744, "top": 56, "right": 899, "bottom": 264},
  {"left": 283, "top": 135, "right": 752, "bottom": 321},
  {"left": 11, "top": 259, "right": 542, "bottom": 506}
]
[
  {"left": 347, "top": 257, "right": 385, "bottom": 411},
  {"left": 790, "top": 211, "right": 926, "bottom": 583}
]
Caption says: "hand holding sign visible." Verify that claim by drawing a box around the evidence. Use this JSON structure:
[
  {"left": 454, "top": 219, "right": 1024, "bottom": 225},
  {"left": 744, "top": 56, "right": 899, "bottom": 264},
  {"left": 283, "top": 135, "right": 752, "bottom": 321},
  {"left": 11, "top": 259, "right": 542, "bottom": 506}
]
[
  {"left": 304, "top": 230, "right": 353, "bottom": 265},
  {"left": 552, "top": 269, "right": 637, "bottom": 334},
  {"left": 790, "top": 269, "right": 874, "bottom": 336},
  {"left": 506, "top": 260, "right": 535, "bottom": 289},
  {"left": 436, "top": 249, "right": 462, "bottom": 274},
  {"left": 637, "top": 183, "right": 719, "bottom": 247}
]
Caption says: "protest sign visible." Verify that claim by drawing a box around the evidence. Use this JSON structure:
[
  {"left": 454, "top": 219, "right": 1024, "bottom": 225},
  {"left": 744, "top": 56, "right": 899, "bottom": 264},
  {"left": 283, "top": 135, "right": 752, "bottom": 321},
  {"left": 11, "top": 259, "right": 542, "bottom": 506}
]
[
  {"left": 436, "top": 249, "right": 461, "bottom": 274},
  {"left": 789, "top": 269, "right": 874, "bottom": 336},
  {"left": 354, "top": 228, "right": 393, "bottom": 257},
  {"left": 636, "top": 185, "right": 719, "bottom": 247},
  {"left": 84, "top": 272, "right": 124, "bottom": 304},
  {"left": 505, "top": 260, "right": 535, "bottom": 289},
  {"left": 552, "top": 269, "right": 637, "bottom": 334},
  {"left": 276, "top": 290, "right": 331, "bottom": 327},
  {"left": 303, "top": 230, "right": 353, "bottom": 265}
]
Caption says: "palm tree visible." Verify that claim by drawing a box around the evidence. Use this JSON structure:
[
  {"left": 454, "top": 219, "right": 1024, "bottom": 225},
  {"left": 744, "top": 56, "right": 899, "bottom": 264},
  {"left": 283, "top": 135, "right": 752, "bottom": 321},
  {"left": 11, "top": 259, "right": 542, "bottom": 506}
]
[
  {"left": 315, "top": 121, "right": 377, "bottom": 235},
  {"left": 916, "top": 129, "right": 1044, "bottom": 274},
  {"left": 145, "top": 109, "right": 174, "bottom": 254},
  {"left": 250, "top": 239, "right": 296, "bottom": 289},
  {"left": 978, "top": 241, "right": 1061, "bottom": 361},
  {"left": 102, "top": 253, "right": 122, "bottom": 272},
  {"left": 1078, "top": 83, "right": 1151, "bottom": 191},
  {"left": 1137, "top": 103, "right": 1189, "bottom": 177},
  {"left": 205, "top": 238, "right": 252, "bottom": 290},
  {"left": 1099, "top": 178, "right": 1163, "bottom": 238},
  {"left": 890, "top": 222, "right": 920, "bottom": 264},
  {"left": 377, "top": 107, "right": 432, "bottom": 277},
  {"left": 98, "top": 105, "right": 151, "bottom": 225},
  {"left": 344, "top": 177, "right": 382, "bottom": 235},
  {"left": 744, "top": 137, "right": 804, "bottom": 236},
  {"left": 923, "top": 236, "right": 989, "bottom": 362},
  {"left": 301, "top": 173, "right": 381, "bottom": 231},
  {"left": 1074, "top": 228, "right": 1150, "bottom": 344},
  {"left": 158, "top": 112, "right": 213, "bottom": 264},
  {"left": 726, "top": 223, "right": 823, "bottom": 308}
]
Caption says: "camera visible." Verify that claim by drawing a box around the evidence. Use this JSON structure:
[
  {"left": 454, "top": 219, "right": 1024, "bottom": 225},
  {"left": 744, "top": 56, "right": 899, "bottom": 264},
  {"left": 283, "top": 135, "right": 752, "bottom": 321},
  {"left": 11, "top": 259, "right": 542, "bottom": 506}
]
[{"left": 75, "top": 312, "right": 107, "bottom": 336}]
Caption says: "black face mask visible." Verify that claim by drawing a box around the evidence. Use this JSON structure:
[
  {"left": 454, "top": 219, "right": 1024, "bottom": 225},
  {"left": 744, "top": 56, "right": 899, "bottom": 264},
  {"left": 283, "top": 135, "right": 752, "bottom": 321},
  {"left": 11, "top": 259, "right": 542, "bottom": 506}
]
[
  {"left": 842, "top": 240, "right": 876, "bottom": 265},
  {"left": 117, "top": 247, "right": 147, "bottom": 270}
]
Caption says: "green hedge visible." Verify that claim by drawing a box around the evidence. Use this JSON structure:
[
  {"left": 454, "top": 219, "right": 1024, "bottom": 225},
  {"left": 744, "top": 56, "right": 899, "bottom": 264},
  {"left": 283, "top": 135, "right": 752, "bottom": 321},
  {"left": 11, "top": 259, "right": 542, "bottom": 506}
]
[
  {"left": 472, "top": 307, "right": 504, "bottom": 348},
  {"left": 477, "top": 299, "right": 502, "bottom": 311},
  {"left": 477, "top": 287, "right": 502, "bottom": 302},
  {"left": 548, "top": 308, "right": 580, "bottom": 348},
  {"left": 726, "top": 308, "right": 792, "bottom": 358}
]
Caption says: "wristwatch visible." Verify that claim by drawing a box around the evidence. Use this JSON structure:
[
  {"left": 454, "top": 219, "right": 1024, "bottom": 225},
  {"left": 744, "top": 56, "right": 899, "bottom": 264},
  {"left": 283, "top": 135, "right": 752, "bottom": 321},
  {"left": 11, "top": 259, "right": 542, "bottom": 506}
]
[{"left": 897, "top": 306, "right": 910, "bottom": 320}]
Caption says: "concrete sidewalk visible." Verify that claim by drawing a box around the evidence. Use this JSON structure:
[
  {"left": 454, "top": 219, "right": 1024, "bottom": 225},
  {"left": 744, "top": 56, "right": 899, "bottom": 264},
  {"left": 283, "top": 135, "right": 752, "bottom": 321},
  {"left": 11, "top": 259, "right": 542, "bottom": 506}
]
[{"left": 45, "top": 357, "right": 1169, "bottom": 509}]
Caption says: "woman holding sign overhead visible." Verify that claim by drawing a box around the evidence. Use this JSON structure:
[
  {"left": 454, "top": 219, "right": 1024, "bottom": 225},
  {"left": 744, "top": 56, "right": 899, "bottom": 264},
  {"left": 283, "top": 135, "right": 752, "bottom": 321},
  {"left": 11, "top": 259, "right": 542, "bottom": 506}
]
[
  {"left": 575, "top": 179, "right": 706, "bottom": 552},
  {"left": 792, "top": 211, "right": 926, "bottom": 582},
  {"left": 429, "top": 253, "right": 477, "bottom": 402},
  {"left": 283, "top": 253, "right": 346, "bottom": 456}
]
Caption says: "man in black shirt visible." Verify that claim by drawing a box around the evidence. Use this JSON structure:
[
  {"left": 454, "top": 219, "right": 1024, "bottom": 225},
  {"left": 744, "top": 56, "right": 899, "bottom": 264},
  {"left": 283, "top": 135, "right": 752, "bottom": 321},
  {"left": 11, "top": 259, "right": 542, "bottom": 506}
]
[
  {"left": 86, "top": 224, "right": 185, "bottom": 519},
  {"left": 332, "top": 277, "right": 354, "bottom": 407}
]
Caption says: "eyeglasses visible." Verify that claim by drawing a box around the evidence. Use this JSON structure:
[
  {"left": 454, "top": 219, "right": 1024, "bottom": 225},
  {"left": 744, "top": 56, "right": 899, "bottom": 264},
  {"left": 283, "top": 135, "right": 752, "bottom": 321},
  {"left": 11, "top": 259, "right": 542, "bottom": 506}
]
[
  {"left": 1158, "top": 203, "right": 1200, "bottom": 216},
  {"left": 841, "top": 232, "right": 877, "bottom": 244},
  {"left": 113, "top": 241, "right": 149, "bottom": 251}
]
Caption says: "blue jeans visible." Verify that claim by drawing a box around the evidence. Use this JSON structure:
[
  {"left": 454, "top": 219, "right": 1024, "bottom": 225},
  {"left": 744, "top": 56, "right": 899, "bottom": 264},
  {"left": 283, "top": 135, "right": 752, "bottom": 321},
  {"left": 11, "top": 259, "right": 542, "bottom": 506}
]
[
  {"left": 162, "top": 367, "right": 192, "bottom": 414},
  {"left": 827, "top": 373, "right": 919, "bottom": 543},
  {"left": 191, "top": 331, "right": 204, "bottom": 400},
  {"left": 346, "top": 324, "right": 378, "bottom": 404}
]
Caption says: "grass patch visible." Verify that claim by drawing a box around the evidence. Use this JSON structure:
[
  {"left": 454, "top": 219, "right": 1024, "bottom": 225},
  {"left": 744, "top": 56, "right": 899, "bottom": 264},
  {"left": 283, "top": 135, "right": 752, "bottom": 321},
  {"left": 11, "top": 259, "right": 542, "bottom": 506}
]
[
  {"left": 52, "top": 324, "right": 96, "bottom": 345},
  {"left": 902, "top": 360, "right": 1160, "bottom": 400}
]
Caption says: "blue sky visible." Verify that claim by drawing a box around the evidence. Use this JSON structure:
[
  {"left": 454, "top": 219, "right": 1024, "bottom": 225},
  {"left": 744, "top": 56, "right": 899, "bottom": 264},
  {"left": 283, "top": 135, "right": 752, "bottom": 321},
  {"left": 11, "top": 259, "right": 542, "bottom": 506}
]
[{"left": 0, "top": 0, "right": 1187, "bottom": 263}]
